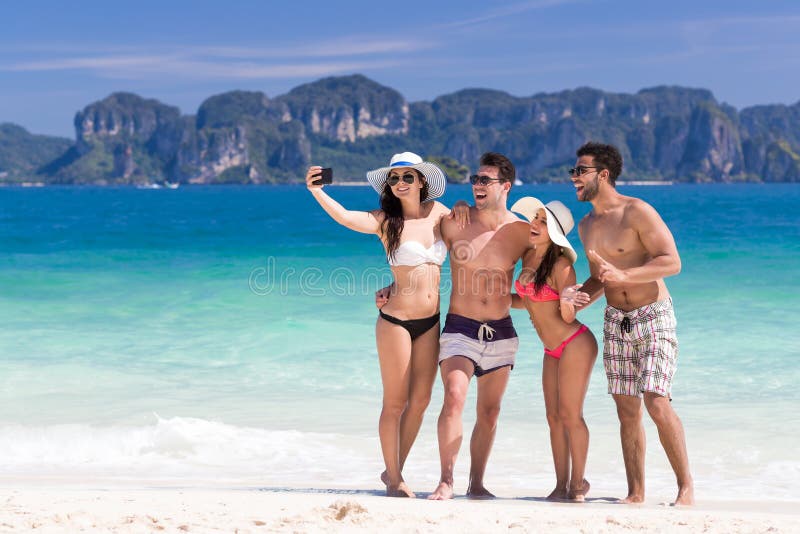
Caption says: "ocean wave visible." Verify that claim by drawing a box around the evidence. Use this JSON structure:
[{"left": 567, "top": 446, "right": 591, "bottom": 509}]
[
  {"left": 1, "top": 415, "right": 799, "bottom": 501},
  {"left": 0, "top": 415, "right": 382, "bottom": 486}
]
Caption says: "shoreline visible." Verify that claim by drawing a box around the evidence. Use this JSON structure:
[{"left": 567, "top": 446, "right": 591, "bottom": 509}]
[
  {"left": 2, "top": 180, "right": 786, "bottom": 188},
  {"left": 1, "top": 486, "right": 798, "bottom": 532},
  {"left": 616, "top": 180, "right": 673, "bottom": 185}
]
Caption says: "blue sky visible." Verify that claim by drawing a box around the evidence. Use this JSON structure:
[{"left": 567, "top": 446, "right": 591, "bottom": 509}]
[{"left": 2, "top": 0, "right": 799, "bottom": 137}]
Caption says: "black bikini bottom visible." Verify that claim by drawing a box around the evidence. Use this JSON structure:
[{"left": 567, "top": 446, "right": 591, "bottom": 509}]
[{"left": 379, "top": 311, "right": 440, "bottom": 340}]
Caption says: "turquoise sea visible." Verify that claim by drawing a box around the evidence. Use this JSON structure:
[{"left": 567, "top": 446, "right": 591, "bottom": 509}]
[{"left": 1, "top": 184, "right": 798, "bottom": 500}]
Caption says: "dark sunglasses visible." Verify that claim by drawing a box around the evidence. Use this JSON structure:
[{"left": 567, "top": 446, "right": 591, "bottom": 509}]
[
  {"left": 469, "top": 174, "right": 505, "bottom": 186},
  {"left": 386, "top": 172, "right": 417, "bottom": 186},
  {"left": 569, "top": 166, "right": 603, "bottom": 177}
]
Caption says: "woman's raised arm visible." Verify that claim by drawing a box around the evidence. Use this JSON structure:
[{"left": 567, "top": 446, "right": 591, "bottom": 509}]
[{"left": 306, "top": 166, "right": 382, "bottom": 235}]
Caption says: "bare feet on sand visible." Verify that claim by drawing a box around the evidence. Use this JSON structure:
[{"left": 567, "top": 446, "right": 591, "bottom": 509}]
[
  {"left": 546, "top": 486, "right": 569, "bottom": 501},
  {"left": 466, "top": 484, "right": 495, "bottom": 500},
  {"left": 568, "top": 479, "right": 590, "bottom": 502},
  {"left": 427, "top": 482, "right": 454, "bottom": 500},
  {"left": 386, "top": 482, "right": 415, "bottom": 498},
  {"left": 380, "top": 471, "right": 415, "bottom": 498},
  {"left": 617, "top": 493, "right": 645, "bottom": 504},
  {"left": 673, "top": 485, "right": 694, "bottom": 506}
]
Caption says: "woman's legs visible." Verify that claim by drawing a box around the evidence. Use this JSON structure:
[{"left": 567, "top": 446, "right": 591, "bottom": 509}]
[
  {"left": 542, "top": 354, "right": 569, "bottom": 499},
  {"left": 397, "top": 323, "right": 439, "bottom": 471},
  {"left": 557, "top": 330, "right": 598, "bottom": 501},
  {"left": 375, "top": 317, "right": 414, "bottom": 497}
]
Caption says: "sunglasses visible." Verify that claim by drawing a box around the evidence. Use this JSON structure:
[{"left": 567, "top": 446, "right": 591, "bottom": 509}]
[
  {"left": 386, "top": 172, "right": 417, "bottom": 186},
  {"left": 569, "top": 166, "right": 603, "bottom": 177},
  {"left": 469, "top": 174, "right": 506, "bottom": 186}
]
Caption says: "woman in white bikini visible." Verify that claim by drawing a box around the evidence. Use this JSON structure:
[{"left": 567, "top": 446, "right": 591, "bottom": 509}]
[
  {"left": 306, "top": 152, "right": 454, "bottom": 498},
  {"left": 510, "top": 197, "right": 598, "bottom": 501}
]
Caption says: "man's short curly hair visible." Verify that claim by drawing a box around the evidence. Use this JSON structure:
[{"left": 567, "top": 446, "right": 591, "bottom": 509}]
[{"left": 576, "top": 142, "right": 623, "bottom": 186}]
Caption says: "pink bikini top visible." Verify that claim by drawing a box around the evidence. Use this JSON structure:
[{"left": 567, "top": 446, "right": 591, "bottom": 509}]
[{"left": 515, "top": 279, "right": 559, "bottom": 302}]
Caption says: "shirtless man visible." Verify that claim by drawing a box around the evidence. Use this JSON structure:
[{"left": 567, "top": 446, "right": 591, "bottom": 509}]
[
  {"left": 567, "top": 141, "right": 694, "bottom": 505},
  {"left": 378, "top": 152, "right": 531, "bottom": 500}
]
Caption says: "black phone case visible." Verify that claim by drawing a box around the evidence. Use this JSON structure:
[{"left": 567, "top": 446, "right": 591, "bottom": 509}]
[{"left": 314, "top": 168, "right": 333, "bottom": 185}]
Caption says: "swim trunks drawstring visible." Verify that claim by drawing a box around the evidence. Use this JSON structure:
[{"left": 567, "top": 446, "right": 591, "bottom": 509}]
[
  {"left": 478, "top": 323, "right": 496, "bottom": 342},
  {"left": 620, "top": 316, "right": 632, "bottom": 334}
]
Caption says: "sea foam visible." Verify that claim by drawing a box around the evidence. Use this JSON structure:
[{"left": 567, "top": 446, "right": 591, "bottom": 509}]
[{"left": 0, "top": 415, "right": 380, "bottom": 487}]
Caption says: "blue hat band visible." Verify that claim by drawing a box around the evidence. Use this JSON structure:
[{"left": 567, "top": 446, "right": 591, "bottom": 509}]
[{"left": 390, "top": 161, "right": 415, "bottom": 167}]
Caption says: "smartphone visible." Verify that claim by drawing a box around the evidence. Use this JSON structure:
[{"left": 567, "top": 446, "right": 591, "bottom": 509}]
[{"left": 313, "top": 167, "right": 333, "bottom": 185}]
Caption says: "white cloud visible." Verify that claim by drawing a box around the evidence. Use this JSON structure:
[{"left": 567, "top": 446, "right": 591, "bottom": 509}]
[
  {"left": 682, "top": 13, "right": 800, "bottom": 32},
  {"left": 8, "top": 55, "right": 180, "bottom": 71},
  {"left": 3, "top": 36, "right": 433, "bottom": 62},
  {"left": 192, "top": 39, "right": 434, "bottom": 59},
  {"left": 0, "top": 34, "right": 430, "bottom": 80},
  {"left": 439, "top": 0, "right": 586, "bottom": 30},
  {"left": 3, "top": 53, "right": 405, "bottom": 80},
  {"left": 0, "top": 1, "right": 588, "bottom": 82}
]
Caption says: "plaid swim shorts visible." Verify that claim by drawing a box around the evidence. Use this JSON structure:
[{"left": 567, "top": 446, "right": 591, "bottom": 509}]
[{"left": 603, "top": 298, "right": 678, "bottom": 398}]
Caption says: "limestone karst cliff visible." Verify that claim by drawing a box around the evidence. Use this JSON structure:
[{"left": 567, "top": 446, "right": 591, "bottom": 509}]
[{"left": 2, "top": 75, "right": 798, "bottom": 184}]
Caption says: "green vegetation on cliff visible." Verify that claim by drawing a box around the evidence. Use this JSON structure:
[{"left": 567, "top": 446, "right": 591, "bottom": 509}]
[
  {"left": 0, "top": 124, "right": 72, "bottom": 181},
  {"left": 2, "top": 76, "right": 799, "bottom": 185}
]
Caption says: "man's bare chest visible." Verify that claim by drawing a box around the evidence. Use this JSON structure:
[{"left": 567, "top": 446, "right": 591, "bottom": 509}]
[
  {"left": 584, "top": 220, "right": 640, "bottom": 261},
  {"left": 450, "top": 230, "right": 522, "bottom": 271}
]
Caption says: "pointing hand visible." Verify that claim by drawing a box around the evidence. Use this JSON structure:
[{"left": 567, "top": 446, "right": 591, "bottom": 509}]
[{"left": 588, "top": 249, "right": 627, "bottom": 283}]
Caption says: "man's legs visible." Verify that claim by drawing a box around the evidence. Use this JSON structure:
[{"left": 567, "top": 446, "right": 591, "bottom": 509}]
[
  {"left": 613, "top": 393, "right": 646, "bottom": 504},
  {"left": 467, "top": 365, "right": 511, "bottom": 498},
  {"left": 643, "top": 392, "right": 694, "bottom": 505},
  {"left": 428, "top": 356, "right": 474, "bottom": 500}
]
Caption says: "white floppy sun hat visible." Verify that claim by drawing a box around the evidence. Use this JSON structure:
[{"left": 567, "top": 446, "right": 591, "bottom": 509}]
[
  {"left": 510, "top": 196, "right": 578, "bottom": 264},
  {"left": 366, "top": 152, "right": 447, "bottom": 200}
]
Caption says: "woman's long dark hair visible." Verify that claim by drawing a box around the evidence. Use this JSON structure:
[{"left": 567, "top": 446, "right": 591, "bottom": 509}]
[
  {"left": 519, "top": 241, "right": 560, "bottom": 292},
  {"left": 380, "top": 170, "right": 430, "bottom": 261},
  {"left": 532, "top": 243, "right": 561, "bottom": 293}
]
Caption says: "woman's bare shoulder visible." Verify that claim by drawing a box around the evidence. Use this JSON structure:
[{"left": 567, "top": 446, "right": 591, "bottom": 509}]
[
  {"left": 369, "top": 208, "right": 386, "bottom": 223},
  {"left": 550, "top": 256, "right": 576, "bottom": 288},
  {"left": 428, "top": 200, "right": 452, "bottom": 215}
]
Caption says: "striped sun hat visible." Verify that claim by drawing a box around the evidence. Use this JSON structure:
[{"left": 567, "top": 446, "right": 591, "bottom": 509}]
[{"left": 366, "top": 152, "right": 447, "bottom": 201}]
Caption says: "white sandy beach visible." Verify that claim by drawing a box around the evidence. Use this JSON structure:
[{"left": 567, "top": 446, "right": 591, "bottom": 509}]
[{"left": 2, "top": 485, "right": 798, "bottom": 533}]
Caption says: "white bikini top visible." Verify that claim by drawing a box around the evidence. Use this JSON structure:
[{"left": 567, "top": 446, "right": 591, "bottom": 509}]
[{"left": 388, "top": 240, "right": 447, "bottom": 267}]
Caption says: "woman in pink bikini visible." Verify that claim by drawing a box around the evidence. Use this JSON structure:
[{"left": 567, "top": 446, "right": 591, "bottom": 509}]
[{"left": 510, "top": 196, "right": 598, "bottom": 501}]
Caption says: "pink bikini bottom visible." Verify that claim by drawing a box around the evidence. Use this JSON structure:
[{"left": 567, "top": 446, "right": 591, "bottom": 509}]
[{"left": 544, "top": 324, "right": 589, "bottom": 359}]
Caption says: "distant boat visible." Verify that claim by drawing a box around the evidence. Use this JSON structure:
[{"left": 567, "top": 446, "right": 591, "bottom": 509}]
[
  {"left": 136, "top": 181, "right": 180, "bottom": 189},
  {"left": 514, "top": 178, "right": 523, "bottom": 186}
]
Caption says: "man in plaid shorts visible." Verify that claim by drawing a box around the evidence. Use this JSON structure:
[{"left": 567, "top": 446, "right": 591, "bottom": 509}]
[{"left": 564, "top": 141, "right": 694, "bottom": 506}]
